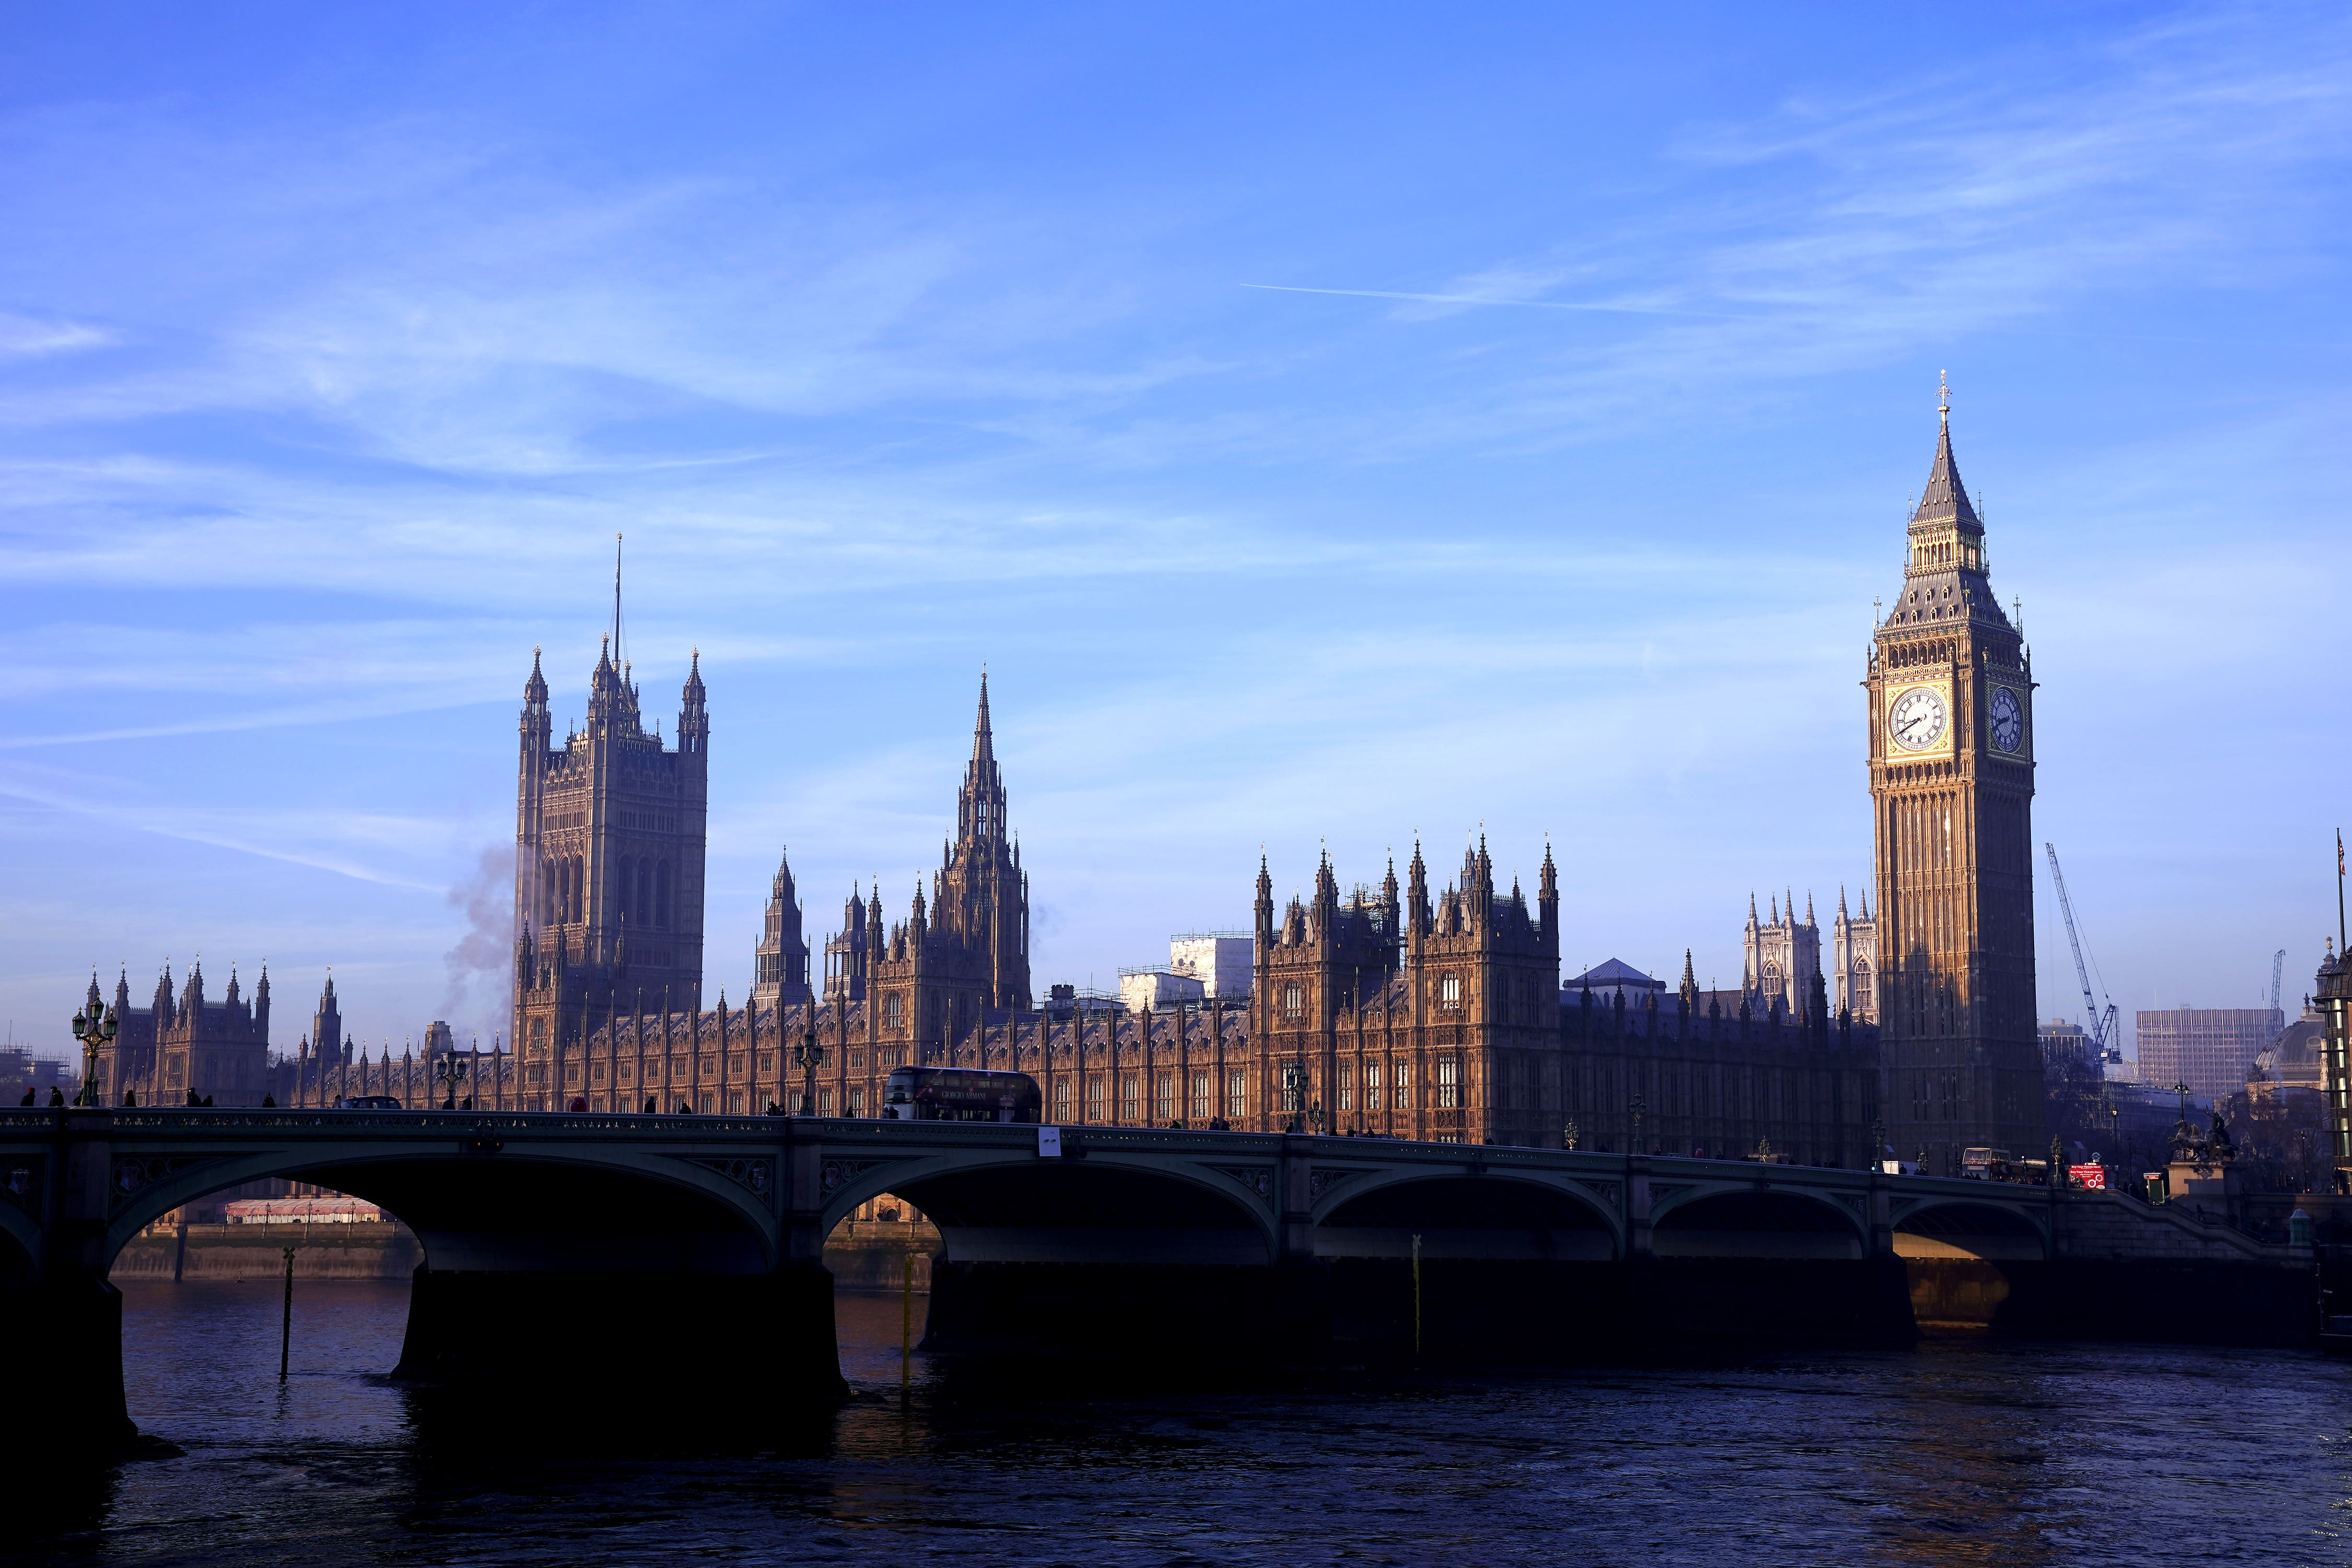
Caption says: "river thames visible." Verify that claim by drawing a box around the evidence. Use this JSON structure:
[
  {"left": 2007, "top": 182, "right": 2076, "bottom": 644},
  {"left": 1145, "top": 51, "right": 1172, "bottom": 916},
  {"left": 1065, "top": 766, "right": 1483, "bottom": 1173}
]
[{"left": 13, "top": 1280, "right": 2348, "bottom": 1565}]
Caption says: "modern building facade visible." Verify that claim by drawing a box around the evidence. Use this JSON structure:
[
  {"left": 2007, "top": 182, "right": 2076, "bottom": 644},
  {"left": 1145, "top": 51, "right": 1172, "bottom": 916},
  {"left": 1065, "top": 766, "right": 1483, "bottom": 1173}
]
[
  {"left": 1168, "top": 933, "right": 1252, "bottom": 999},
  {"left": 1868, "top": 384, "right": 2045, "bottom": 1174},
  {"left": 2136, "top": 1006, "right": 2285, "bottom": 1106}
]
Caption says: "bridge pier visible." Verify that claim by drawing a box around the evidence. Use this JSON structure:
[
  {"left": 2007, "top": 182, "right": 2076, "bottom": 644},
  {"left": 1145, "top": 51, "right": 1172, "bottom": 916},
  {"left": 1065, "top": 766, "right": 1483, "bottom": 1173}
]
[
  {"left": 6, "top": 1116, "right": 137, "bottom": 1458},
  {"left": 392, "top": 1260, "right": 845, "bottom": 1399}
]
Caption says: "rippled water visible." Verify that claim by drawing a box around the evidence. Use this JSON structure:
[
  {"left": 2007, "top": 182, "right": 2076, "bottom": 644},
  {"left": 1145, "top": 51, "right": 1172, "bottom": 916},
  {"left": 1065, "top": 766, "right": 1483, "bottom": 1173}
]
[{"left": 14, "top": 1279, "right": 2349, "bottom": 1565}]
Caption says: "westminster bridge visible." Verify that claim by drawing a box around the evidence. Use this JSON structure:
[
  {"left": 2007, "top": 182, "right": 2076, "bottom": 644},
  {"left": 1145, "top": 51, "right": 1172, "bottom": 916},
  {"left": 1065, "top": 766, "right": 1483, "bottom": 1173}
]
[{"left": 0, "top": 1106, "right": 2318, "bottom": 1454}]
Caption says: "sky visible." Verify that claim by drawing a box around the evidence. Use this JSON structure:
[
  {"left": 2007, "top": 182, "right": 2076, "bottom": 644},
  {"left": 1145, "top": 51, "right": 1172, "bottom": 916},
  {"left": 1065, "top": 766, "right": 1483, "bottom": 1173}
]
[{"left": 2, "top": 2, "right": 2346, "bottom": 1065}]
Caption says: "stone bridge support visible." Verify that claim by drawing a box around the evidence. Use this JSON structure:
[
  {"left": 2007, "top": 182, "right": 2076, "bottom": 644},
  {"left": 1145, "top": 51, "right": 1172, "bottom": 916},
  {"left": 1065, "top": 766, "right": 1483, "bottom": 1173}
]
[{"left": 7, "top": 1117, "right": 139, "bottom": 1454}]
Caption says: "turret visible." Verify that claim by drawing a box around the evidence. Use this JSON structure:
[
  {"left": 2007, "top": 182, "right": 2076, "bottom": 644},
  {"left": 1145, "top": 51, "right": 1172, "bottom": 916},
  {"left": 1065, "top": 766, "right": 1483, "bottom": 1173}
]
[
  {"left": 678, "top": 649, "right": 709, "bottom": 757},
  {"left": 1408, "top": 839, "right": 1431, "bottom": 938},
  {"left": 1537, "top": 841, "right": 1559, "bottom": 955},
  {"left": 1254, "top": 854, "right": 1275, "bottom": 947}
]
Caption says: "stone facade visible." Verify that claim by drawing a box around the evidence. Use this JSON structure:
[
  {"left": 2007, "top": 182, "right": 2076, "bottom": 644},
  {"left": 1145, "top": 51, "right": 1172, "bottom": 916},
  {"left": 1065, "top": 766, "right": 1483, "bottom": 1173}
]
[
  {"left": 1869, "top": 386, "right": 2045, "bottom": 1174},
  {"left": 511, "top": 636, "right": 710, "bottom": 1105},
  {"left": 2317, "top": 944, "right": 2351, "bottom": 1191},
  {"left": 1831, "top": 887, "right": 1878, "bottom": 1025},
  {"left": 84, "top": 961, "right": 271, "bottom": 1106},
  {"left": 1742, "top": 892, "right": 1819, "bottom": 1014},
  {"left": 751, "top": 848, "right": 812, "bottom": 1013}
]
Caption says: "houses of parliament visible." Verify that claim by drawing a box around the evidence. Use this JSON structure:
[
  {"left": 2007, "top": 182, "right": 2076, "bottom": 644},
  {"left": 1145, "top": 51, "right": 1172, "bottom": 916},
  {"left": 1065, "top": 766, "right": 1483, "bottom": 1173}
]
[{"left": 82, "top": 394, "right": 2043, "bottom": 1174}]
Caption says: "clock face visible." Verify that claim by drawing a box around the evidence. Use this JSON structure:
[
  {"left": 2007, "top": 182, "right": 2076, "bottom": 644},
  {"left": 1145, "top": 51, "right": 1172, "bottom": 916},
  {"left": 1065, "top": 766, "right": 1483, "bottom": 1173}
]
[
  {"left": 1888, "top": 686, "right": 1948, "bottom": 752},
  {"left": 1989, "top": 686, "right": 2024, "bottom": 753}
]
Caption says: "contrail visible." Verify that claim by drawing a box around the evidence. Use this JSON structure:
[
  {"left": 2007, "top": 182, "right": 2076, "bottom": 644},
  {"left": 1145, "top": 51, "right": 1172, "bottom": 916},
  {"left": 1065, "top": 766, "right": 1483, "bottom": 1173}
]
[{"left": 1240, "top": 283, "right": 1737, "bottom": 318}]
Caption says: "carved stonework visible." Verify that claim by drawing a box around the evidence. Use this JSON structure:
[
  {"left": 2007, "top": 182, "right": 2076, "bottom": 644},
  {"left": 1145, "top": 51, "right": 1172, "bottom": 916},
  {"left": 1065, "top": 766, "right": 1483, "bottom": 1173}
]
[
  {"left": 1209, "top": 1165, "right": 1274, "bottom": 1201},
  {"left": 108, "top": 1154, "right": 231, "bottom": 1215},
  {"left": 687, "top": 1155, "right": 775, "bottom": 1202},
  {"left": 0, "top": 1156, "right": 40, "bottom": 1215},
  {"left": 1574, "top": 1178, "right": 1620, "bottom": 1208},
  {"left": 1308, "top": 1168, "right": 1364, "bottom": 1202},
  {"left": 820, "top": 1157, "right": 912, "bottom": 1196}
]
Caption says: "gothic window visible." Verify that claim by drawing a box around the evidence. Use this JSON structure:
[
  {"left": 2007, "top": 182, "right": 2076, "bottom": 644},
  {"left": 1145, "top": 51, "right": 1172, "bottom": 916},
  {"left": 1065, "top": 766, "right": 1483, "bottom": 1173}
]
[
  {"left": 1336, "top": 1061, "right": 1353, "bottom": 1111},
  {"left": 884, "top": 992, "right": 904, "bottom": 1029},
  {"left": 1225, "top": 1070, "right": 1245, "bottom": 1120},
  {"left": 1190, "top": 1069, "right": 1210, "bottom": 1121},
  {"left": 618, "top": 856, "right": 635, "bottom": 922},
  {"left": 637, "top": 862, "right": 652, "bottom": 924},
  {"left": 849, "top": 1086, "right": 866, "bottom": 1117},
  {"left": 655, "top": 862, "right": 671, "bottom": 928},
  {"left": 1154, "top": 1073, "right": 1174, "bottom": 1123},
  {"left": 1283, "top": 982, "right": 1304, "bottom": 1018},
  {"left": 1121, "top": 1073, "right": 1140, "bottom": 1122},
  {"left": 1437, "top": 1055, "right": 1460, "bottom": 1109},
  {"left": 1054, "top": 1078, "right": 1073, "bottom": 1122},
  {"left": 1440, "top": 973, "right": 1462, "bottom": 1010},
  {"left": 1087, "top": 1075, "right": 1105, "bottom": 1119}
]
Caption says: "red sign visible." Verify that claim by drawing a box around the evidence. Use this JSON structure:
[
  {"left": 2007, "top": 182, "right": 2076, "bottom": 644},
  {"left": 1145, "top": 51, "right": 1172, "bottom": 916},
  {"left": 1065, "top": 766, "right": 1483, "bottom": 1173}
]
[{"left": 2068, "top": 1163, "right": 2107, "bottom": 1190}]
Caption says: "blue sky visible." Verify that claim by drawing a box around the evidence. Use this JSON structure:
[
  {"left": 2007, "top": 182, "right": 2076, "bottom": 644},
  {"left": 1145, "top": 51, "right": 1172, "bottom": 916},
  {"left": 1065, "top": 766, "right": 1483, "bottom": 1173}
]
[{"left": 2, "top": 2, "right": 2345, "bottom": 1063}]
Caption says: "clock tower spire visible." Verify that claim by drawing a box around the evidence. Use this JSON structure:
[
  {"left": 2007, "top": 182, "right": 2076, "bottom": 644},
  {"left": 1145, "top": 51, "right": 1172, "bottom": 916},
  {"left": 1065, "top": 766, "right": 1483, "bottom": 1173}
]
[{"left": 1866, "top": 378, "right": 2043, "bottom": 1175}]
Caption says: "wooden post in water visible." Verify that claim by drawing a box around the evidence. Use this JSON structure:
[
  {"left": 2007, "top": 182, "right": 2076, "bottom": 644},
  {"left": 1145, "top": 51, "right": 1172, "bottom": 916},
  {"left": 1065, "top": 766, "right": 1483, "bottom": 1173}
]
[
  {"left": 1411, "top": 1231, "right": 1422, "bottom": 1363},
  {"left": 279, "top": 1244, "right": 296, "bottom": 1381},
  {"left": 900, "top": 1245, "right": 914, "bottom": 1402}
]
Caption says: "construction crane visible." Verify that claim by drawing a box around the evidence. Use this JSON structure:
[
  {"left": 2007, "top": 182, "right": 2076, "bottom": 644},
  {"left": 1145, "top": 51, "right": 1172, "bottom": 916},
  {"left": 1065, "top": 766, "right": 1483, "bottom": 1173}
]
[
  {"left": 2045, "top": 843, "right": 2120, "bottom": 1059},
  {"left": 2270, "top": 948, "right": 2286, "bottom": 1015}
]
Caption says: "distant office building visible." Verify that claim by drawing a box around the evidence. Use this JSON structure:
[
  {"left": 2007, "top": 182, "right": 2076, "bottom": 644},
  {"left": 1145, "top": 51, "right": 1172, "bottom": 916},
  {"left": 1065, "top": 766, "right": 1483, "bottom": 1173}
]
[
  {"left": 0, "top": 1048, "right": 74, "bottom": 1102},
  {"left": 2039, "top": 1018, "right": 2094, "bottom": 1067},
  {"left": 2136, "top": 1006, "right": 2282, "bottom": 1105},
  {"left": 1168, "top": 933, "right": 1252, "bottom": 999},
  {"left": 1119, "top": 969, "right": 1205, "bottom": 1013}
]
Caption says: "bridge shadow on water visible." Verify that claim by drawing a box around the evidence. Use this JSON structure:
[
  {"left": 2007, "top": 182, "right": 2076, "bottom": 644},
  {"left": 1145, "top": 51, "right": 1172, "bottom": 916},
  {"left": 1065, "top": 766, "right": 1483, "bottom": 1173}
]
[{"left": 10, "top": 1276, "right": 2341, "bottom": 1567}]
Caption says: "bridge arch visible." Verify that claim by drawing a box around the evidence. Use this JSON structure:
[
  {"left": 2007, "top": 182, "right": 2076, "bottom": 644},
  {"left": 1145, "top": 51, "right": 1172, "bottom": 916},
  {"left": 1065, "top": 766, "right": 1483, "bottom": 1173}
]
[
  {"left": 1312, "top": 1171, "right": 1620, "bottom": 1261},
  {"left": 105, "top": 1143, "right": 783, "bottom": 1275},
  {"left": 832, "top": 1152, "right": 1274, "bottom": 1267},
  {"left": 1650, "top": 1186, "right": 1867, "bottom": 1259},
  {"left": 1892, "top": 1198, "right": 2048, "bottom": 1262}
]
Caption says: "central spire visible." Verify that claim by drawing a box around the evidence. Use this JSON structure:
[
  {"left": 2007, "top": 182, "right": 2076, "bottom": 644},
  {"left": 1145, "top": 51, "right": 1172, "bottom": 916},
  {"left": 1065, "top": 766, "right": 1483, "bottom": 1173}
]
[
  {"left": 972, "top": 668, "right": 994, "bottom": 767},
  {"left": 1911, "top": 372, "right": 1979, "bottom": 532}
]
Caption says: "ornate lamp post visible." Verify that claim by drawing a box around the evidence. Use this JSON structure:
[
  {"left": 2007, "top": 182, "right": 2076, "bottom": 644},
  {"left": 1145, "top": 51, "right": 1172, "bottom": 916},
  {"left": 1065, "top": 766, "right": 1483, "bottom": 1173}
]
[
  {"left": 1562, "top": 1119, "right": 1578, "bottom": 1152},
  {"left": 1630, "top": 1091, "right": 1646, "bottom": 1155},
  {"left": 1308, "top": 1100, "right": 1327, "bottom": 1136},
  {"left": 433, "top": 1051, "right": 470, "bottom": 1111},
  {"left": 70, "top": 998, "right": 117, "bottom": 1108},
  {"left": 1280, "top": 1061, "right": 1307, "bottom": 1133},
  {"left": 793, "top": 1010, "right": 826, "bottom": 1116},
  {"left": 1870, "top": 1117, "right": 1887, "bottom": 1173}
]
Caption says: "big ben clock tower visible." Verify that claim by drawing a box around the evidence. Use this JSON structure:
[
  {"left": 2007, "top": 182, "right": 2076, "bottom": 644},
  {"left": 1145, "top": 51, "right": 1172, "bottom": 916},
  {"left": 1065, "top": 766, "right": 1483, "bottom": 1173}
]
[{"left": 1868, "top": 378, "right": 2044, "bottom": 1175}]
